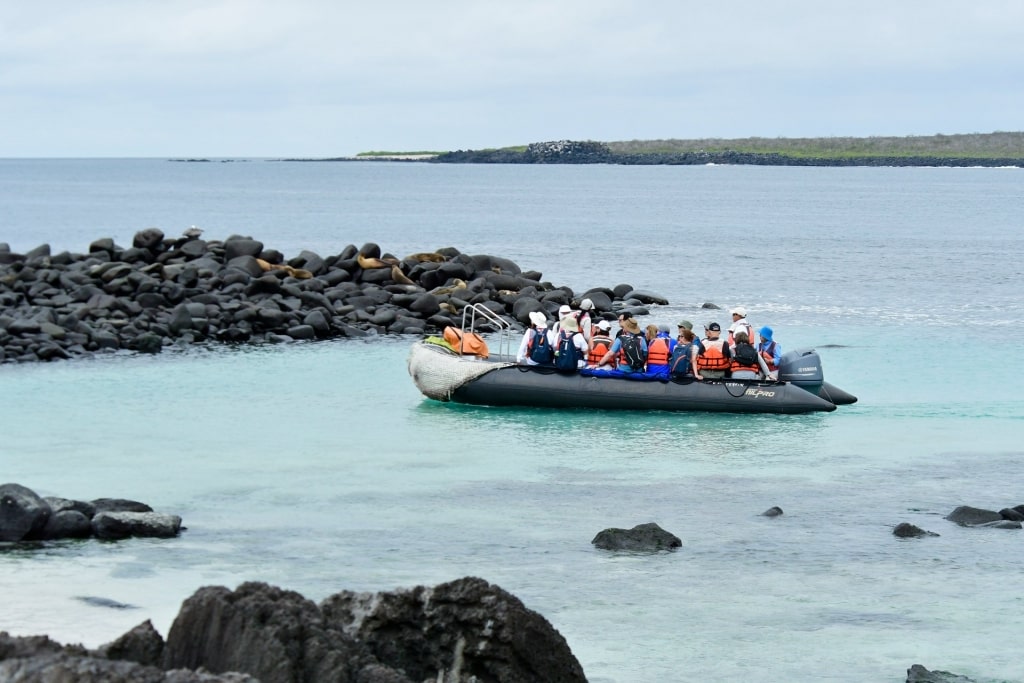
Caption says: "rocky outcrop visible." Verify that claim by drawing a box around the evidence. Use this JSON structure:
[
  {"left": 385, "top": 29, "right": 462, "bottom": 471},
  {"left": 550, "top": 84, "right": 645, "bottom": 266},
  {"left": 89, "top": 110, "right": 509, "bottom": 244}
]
[
  {"left": 893, "top": 522, "right": 939, "bottom": 538},
  {"left": 906, "top": 663, "right": 978, "bottom": 682},
  {"left": 321, "top": 576, "right": 587, "bottom": 683},
  {"left": 0, "top": 483, "right": 179, "bottom": 542},
  {"left": 945, "top": 504, "right": 1024, "bottom": 529},
  {"left": 0, "top": 233, "right": 669, "bottom": 364},
  {"left": 0, "top": 579, "right": 585, "bottom": 683},
  {"left": 591, "top": 522, "right": 681, "bottom": 551}
]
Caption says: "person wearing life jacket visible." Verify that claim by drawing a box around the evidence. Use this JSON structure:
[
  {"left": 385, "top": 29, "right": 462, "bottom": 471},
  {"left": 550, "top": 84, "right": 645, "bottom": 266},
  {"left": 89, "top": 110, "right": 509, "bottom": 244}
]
[
  {"left": 757, "top": 325, "right": 782, "bottom": 378},
  {"left": 696, "top": 321, "right": 732, "bottom": 380},
  {"left": 597, "top": 317, "right": 648, "bottom": 372},
  {"left": 669, "top": 327, "right": 699, "bottom": 378},
  {"left": 516, "top": 310, "right": 555, "bottom": 366},
  {"left": 676, "top": 320, "right": 704, "bottom": 356},
  {"left": 729, "top": 331, "right": 763, "bottom": 379},
  {"left": 727, "top": 306, "right": 756, "bottom": 349},
  {"left": 587, "top": 319, "right": 613, "bottom": 367},
  {"left": 645, "top": 324, "right": 676, "bottom": 376}
]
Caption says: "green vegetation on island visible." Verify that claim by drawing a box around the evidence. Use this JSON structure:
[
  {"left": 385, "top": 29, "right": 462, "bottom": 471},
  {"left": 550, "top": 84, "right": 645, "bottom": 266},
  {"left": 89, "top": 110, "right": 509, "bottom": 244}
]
[{"left": 418, "top": 132, "right": 1024, "bottom": 167}]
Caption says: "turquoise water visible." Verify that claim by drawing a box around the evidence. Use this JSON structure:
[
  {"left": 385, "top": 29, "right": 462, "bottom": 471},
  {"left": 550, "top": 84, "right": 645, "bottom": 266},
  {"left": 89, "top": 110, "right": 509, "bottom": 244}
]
[{"left": 1, "top": 161, "right": 1023, "bottom": 682}]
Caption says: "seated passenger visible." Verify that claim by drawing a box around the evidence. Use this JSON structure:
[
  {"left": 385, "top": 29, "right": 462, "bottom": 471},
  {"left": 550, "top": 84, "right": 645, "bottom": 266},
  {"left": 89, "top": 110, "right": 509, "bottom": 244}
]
[
  {"left": 554, "top": 316, "right": 588, "bottom": 372},
  {"left": 669, "top": 328, "right": 699, "bottom": 378},
  {"left": 758, "top": 326, "right": 781, "bottom": 378},
  {"left": 552, "top": 304, "right": 575, "bottom": 336},
  {"left": 587, "top": 319, "right": 613, "bottom": 367},
  {"left": 646, "top": 324, "right": 676, "bottom": 375},
  {"left": 729, "top": 331, "right": 762, "bottom": 379},
  {"left": 517, "top": 311, "right": 555, "bottom": 366},
  {"left": 696, "top": 322, "right": 731, "bottom": 379},
  {"left": 597, "top": 318, "right": 648, "bottom": 372}
]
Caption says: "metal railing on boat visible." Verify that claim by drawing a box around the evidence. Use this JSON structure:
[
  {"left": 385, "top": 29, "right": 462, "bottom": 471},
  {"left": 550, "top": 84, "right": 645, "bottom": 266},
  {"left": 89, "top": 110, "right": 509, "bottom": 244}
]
[{"left": 458, "top": 303, "right": 514, "bottom": 361}]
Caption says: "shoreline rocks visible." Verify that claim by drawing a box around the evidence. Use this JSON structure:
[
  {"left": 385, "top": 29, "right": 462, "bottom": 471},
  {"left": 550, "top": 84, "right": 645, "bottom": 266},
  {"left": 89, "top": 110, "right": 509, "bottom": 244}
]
[
  {"left": 0, "top": 232, "right": 669, "bottom": 364},
  {"left": 0, "top": 483, "right": 180, "bottom": 542},
  {"left": 0, "top": 578, "right": 586, "bottom": 683}
]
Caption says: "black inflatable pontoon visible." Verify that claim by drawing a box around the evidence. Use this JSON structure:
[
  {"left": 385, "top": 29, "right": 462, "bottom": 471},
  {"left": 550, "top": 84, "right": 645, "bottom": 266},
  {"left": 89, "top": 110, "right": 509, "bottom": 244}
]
[{"left": 408, "top": 342, "right": 855, "bottom": 415}]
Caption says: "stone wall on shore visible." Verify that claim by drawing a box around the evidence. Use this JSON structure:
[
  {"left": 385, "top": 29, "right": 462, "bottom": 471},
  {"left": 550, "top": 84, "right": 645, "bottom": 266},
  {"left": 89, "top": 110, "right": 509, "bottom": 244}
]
[{"left": 0, "top": 230, "right": 667, "bottom": 364}]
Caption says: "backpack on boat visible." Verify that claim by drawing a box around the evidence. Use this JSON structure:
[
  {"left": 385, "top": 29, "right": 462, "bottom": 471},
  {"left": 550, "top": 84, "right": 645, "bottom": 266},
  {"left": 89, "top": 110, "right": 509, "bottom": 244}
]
[
  {"left": 555, "top": 330, "right": 581, "bottom": 372},
  {"left": 733, "top": 342, "right": 759, "bottom": 367},
  {"left": 620, "top": 333, "right": 647, "bottom": 372},
  {"left": 669, "top": 341, "right": 693, "bottom": 378},
  {"left": 528, "top": 328, "right": 554, "bottom": 365}
]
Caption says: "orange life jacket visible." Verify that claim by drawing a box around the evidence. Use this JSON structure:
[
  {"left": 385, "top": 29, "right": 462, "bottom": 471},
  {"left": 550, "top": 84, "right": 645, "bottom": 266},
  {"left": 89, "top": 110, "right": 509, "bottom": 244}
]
[
  {"left": 730, "top": 342, "right": 760, "bottom": 373},
  {"left": 697, "top": 338, "right": 730, "bottom": 371},
  {"left": 647, "top": 337, "right": 672, "bottom": 367},
  {"left": 587, "top": 335, "right": 612, "bottom": 365}
]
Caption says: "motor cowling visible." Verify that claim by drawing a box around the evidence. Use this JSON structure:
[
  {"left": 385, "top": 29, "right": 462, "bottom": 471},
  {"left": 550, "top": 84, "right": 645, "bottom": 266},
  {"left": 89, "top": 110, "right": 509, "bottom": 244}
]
[{"left": 777, "top": 348, "right": 824, "bottom": 393}]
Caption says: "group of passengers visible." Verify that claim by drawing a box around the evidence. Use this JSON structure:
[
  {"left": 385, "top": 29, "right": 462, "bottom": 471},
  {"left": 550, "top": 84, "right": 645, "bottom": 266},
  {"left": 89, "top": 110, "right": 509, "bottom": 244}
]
[{"left": 515, "top": 299, "right": 782, "bottom": 381}]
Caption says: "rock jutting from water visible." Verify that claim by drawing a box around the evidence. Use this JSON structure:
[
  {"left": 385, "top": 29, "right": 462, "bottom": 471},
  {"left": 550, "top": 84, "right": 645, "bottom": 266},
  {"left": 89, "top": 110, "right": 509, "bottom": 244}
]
[
  {"left": 0, "top": 230, "right": 670, "bottom": 364},
  {"left": 0, "top": 482, "right": 181, "bottom": 542},
  {"left": 0, "top": 578, "right": 587, "bottom": 683}
]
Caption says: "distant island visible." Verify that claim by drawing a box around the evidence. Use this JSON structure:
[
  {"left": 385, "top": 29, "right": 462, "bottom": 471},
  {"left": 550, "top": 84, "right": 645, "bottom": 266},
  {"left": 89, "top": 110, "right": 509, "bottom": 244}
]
[{"left": 330, "top": 132, "right": 1024, "bottom": 167}]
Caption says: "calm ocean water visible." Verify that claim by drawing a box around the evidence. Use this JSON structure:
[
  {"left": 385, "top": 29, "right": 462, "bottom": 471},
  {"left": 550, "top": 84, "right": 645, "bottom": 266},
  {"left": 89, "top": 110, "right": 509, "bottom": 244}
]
[{"left": 1, "top": 159, "right": 1022, "bottom": 682}]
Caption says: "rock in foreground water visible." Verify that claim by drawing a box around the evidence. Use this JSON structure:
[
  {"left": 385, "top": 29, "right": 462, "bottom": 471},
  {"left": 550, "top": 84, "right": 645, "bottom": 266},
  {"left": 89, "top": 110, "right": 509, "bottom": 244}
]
[{"left": 0, "top": 578, "right": 586, "bottom": 683}]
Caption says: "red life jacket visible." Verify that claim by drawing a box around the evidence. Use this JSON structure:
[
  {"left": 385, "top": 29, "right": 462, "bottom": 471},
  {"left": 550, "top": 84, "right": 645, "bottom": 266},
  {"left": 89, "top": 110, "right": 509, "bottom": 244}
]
[
  {"left": 697, "top": 338, "right": 730, "bottom": 371},
  {"left": 759, "top": 341, "right": 778, "bottom": 371},
  {"left": 647, "top": 337, "right": 671, "bottom": 367}
]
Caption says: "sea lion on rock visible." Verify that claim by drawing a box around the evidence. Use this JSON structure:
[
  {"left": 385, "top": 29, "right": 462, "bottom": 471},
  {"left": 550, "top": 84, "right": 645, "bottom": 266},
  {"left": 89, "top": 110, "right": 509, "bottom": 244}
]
[
  {"left": 357, "top": 253, "right": 390, "bottom": 269},
  {"left": 405, "top": 252, "right": 447, "bottom": 263},
  {"left": 431, "top": 279, "right": 467, "bottom": 296},
  {"left": 390, "top": 265, "right": 415, "bottom": 285}
]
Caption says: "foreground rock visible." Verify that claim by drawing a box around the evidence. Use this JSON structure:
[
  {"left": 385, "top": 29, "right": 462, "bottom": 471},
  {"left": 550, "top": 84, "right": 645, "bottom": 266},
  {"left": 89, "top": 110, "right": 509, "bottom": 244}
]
[
  {"left": 0, "top": 483, "right": 179, "bottom": 542},
  {"left": 1, "top": 578, "right": 586, "bottom": 683},
  {"left": 0, "top": 233, "right": 670, "bottom": 364},
  {"left": 591, "top": 522, "right": 681, "bottom": 551}
]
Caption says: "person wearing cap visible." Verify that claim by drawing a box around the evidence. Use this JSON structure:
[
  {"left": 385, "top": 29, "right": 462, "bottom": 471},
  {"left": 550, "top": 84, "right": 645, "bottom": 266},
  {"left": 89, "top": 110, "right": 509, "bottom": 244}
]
[
  {"left": 552, "top": 303, "right": 575, "bottom": 337},
  {"left": 696, "top": 321, "right": 731, "bottom": 379},
  {"left": 727, "top": 307, "right": 756, "bottom": 349},
  {"left": 517, "top": 310, "right": 555, "bottom": 366},
  {"left": 757, "top": 325, "right": 781, "bottom": 377},
  {"left": 586, "top": 319, "right": 613, "bottom": 366},
  {"left": 676, "top": 320, "right": 704, "bottom": 355}
]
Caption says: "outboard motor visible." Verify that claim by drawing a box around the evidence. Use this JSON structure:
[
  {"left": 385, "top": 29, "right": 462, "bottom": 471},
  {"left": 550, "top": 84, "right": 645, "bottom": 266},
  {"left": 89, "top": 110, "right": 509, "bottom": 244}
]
[{"left": 777, "top": 348, "right": 824, "bottom": 395}]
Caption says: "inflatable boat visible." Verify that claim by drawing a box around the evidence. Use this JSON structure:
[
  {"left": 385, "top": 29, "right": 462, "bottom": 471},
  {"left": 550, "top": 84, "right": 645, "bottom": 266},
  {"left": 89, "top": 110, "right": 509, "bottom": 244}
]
[{"left": 407, "top": 337, "right": 856, "bottom": 415}]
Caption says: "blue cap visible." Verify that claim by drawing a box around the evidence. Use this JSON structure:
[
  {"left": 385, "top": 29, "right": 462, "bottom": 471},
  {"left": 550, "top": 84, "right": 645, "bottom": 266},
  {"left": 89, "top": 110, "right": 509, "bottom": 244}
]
[{"left": 759, "top": 326, "right": 773, "bottom": 341}]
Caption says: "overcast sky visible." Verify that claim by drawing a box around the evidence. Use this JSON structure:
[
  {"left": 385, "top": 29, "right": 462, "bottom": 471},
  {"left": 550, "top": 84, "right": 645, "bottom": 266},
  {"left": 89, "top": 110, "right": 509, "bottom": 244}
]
[{"left": 2, "top": 1, "right": 1022, "bottom": 157}]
